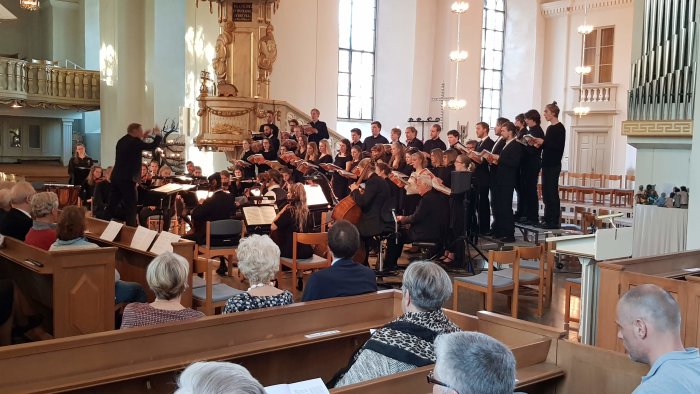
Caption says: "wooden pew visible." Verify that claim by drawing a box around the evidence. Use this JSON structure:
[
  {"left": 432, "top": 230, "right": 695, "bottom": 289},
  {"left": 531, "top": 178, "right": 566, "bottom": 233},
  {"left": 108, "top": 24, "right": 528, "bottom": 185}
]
[
  {"left": 597, "top": 250, "right": 700, "bottom": 352},
  {"left": 83, "top": 216, "right": 195, "bottom": 307},
  {"left": 0, "top": 291, "right": 568, "bottom": 393},
  {"left": 0, "top": 237, "right": 117, "bottom": 338}
]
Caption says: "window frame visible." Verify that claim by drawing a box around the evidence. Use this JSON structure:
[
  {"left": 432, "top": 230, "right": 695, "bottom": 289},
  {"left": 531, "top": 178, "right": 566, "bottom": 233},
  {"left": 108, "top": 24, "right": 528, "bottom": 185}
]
[
  {"left": 583, "top": 25, "right": 615, "bottom": 85},
  {"left": 337, "top": 0, "right": 377, "bottom": 122},
  {"left": 480, "top": 0, "right": 506, "bottom": 129}
]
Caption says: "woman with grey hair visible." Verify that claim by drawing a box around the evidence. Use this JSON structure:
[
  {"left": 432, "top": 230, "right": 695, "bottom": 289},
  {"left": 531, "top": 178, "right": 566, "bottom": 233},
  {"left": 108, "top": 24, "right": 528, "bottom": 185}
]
[
  {"left": 223, "top": 234, "right": 293, "bottom": 313},
  {"left": 120, "top": 252, "right": 204, "bottom": 328},
  {"left": 333, "top": 261, "right": 460, "bottom": 387},
  {"left": 25, "top": 192, "right": 59, "bottom": 251},
  {"left": 430, "top": 332, "right": 516, "bottom": 394},
  {"left": 175, "top": 361, "right": 265, "bottom": 394}
]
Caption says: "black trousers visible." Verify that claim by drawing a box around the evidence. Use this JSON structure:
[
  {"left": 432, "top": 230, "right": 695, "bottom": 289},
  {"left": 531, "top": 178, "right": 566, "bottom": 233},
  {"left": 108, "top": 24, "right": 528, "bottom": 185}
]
[
  {"left": 384, "top": 231, "right": 409, "bottom": 269},
  {"left": 515, "top": 168, "right": 525, "bottom": 219},
  {"left": 476, "top": 181, "right": 491, "bottom": 233},
  {"left": 523, "top": 163, "right": 542, "bottom": 222},
  {"left": 138, "top": 206, "right": 173, "bottom": 231},
  {"left": 541, "top": 165, "right": 561, "bottom": 224},
  {"left": 489, "top": 182, "right": 499, "bottom": 233},
  {"left": 109, "top": 179, "right": 138, "bottom": 227},
  {"left": 493, "top": 184, "right": 516, "bottom": 238}
]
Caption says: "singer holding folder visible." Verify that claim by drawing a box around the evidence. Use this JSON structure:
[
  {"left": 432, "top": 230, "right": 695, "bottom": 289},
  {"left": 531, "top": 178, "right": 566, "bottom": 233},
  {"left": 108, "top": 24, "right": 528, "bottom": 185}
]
[{"left": 109, "top": 123, "right": 162, "bottom": 227}]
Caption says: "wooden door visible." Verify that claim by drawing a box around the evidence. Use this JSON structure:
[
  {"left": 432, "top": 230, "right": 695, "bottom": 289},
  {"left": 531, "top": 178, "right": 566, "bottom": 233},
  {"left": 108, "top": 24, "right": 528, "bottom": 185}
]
[{"left": 576, "top": 132, "right": 610, "bottom": 174}]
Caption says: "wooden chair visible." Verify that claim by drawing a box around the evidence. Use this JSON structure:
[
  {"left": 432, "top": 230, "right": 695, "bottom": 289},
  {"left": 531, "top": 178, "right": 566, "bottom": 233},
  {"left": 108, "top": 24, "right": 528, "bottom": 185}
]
[
  {"left": 564, "top": 277, "right": 581, "bottom": 330},
  {"left": 594, "top": 175, "right": 622, "bottom": 205},
  {"left": 192, "top": 257, "right": 243, "bottom": 315},
  {"left": 500, "top": 244, "right": 547, "bottom": 317},
  {"left": 577, "top": 173, "right": 601, "bottom": 203},
  {"left": 194, "top": 219, "right": 243, "bottom": 277},
  {"left": 559, "top": 172, "right": 583, "bottom": 202},
  {"left": 279, "top": 232, "right": 331, "bottom": 291},
  {"left": 453, "top": 249, "right": 521, "bottom": 318}
]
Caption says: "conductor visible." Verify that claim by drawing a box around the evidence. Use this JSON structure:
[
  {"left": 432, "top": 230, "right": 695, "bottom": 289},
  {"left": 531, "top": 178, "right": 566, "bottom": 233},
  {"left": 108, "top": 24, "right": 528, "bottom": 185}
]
[{"left": 109, "top": 123, "right": 162, "bottom": 226}]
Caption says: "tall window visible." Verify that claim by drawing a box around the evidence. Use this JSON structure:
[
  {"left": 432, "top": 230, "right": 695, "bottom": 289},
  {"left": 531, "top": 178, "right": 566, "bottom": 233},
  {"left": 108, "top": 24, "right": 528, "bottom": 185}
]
[
  {"left": 583, "top": 26, "right": 614, "bottom": 84},
  {"left": 480, "top": 0, "right": 505, "bottom": 128},
  {"left": 337, "top": 0, "right": 376, "bottom": 121}
]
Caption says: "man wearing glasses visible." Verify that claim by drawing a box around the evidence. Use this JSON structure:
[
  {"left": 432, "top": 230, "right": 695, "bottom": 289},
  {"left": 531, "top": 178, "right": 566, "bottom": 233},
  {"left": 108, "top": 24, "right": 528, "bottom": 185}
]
[{"left": 428, "top": 331, "right": 516, "bottom": 394}]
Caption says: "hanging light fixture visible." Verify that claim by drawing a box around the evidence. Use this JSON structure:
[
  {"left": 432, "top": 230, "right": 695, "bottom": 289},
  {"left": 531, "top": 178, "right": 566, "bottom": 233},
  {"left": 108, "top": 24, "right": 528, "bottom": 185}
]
[
  {"left": 19, "top": 0, "right": 40, "bottom": 11},
  {"left": 575, "top": 65, "right": 592, "bottom": 75},
  {"left": 10, "top": 100, "right": 22, "bottom": 108},
  {"left": 447, "top": 2, "right": 469, "bottom": 111},
  {"left": 574, "top": 106, "right": 591, "bottom": 117},
  {"left": 573, "top": 0, "right": 592, "bottom": 117}
]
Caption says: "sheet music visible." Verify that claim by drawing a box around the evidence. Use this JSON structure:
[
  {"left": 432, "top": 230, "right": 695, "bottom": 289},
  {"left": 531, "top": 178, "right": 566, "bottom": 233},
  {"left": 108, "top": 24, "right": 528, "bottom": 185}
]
[
  {"left": 243, "top": 206, "right": 277, "bottom": 226},
  {"left": 264, "top": 378, "right": 330, "bottom": 394},
  {"left": 100, "top": 221, "right": 124, "bottom": 241},
  {"left": 149, "top": 231, "right": 181, "bottom": 254},
  {"left": 130, "top": 226, "right": 159, "bottom": 251},
  {"left": 304, "top": 184, "right": 329, "bottom": 206},
  {"left": 152, "top": 183, "right": 196, "bottom": 194}
]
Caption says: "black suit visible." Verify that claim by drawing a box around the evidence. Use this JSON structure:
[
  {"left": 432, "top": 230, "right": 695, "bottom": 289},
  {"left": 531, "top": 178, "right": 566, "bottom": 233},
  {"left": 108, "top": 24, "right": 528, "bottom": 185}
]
[
  {"left": 301, "top": 258, "right": 377, "bottom": 302},
  {"left": 109, "top": 134, "right": 162, "bottom": 226},
  {"left": 351, "top": 173, "right": 393, "bottom": 265},
  {"left": 309, "top": 120, "right": 329, "bottom": 144},
  {"left": 488, "top": 137, "right": 506, "bottom": 234},
  {"left": 474, "top": 137, "right": 495, "bottom": 233},
  {"left": 492, "top": 140, "right": 523, "bottom": 238},
  {"left": 384, "top": 190, "right": 449, "bottom": 268},
  {"left": 187, "top": 190, "right": 237, "bottom": 245},
  {"left": 519, "top": 125, "right": 544, "bottom": 222},
  {"left": 0, "top": 208, "right": 32, "bottom": 241}
]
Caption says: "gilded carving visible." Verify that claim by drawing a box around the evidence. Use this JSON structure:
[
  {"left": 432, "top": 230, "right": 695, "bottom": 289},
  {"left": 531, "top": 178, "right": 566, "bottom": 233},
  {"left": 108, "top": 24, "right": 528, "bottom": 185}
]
[
  {"left": 257, "top": 23, "right": 277, "bottom": 77},
  {"left": 213, "top": 21, "right": 234, "bottom": 82},
  {"left": 211, "top": 123, "right": 246, "bottom": 136},
  {"left": 622, "top": 120, "right": 693, "bottom": 137}
]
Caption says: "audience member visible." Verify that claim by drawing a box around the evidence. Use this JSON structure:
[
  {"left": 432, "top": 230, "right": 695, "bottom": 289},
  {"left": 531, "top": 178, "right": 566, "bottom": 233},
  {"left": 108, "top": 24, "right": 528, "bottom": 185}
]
[
  {"left": 430, "top": 331, "right": 516, "bottom": 394},
  {"left": 302, "top": 220, "right": 377, "bottom": 302},
  {"left": 121, "top": 252, "right": 204, "bottom": 328},
  {"left": 333, "top": 261, "right": 459, "bottom": 387},
  {"left": 0, "top": 181, "right": 35, "bottom": 241},
  {"left": 223, "top": 234, "right": 293, "bottom": 313},
  {"left": 616, "top": 284, "right": 700, "bottom": 393},
  {"left": 24, "top": 192, "right": 59, "bottom": 250},
  {"left": 51, "top": 206, "right": 146, "bottom": 306},
  {"left": 0, "top": 188, "right": 11, "bottom": 224},
  {"left": 175, "top": 361, "right": 265, "bottom": 394}
]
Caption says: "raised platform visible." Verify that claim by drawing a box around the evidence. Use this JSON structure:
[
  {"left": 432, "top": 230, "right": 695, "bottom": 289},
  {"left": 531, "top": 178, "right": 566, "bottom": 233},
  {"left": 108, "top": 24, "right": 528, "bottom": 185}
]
[{"left": 0, "top": 164, "right": 69, "bottom": 184}]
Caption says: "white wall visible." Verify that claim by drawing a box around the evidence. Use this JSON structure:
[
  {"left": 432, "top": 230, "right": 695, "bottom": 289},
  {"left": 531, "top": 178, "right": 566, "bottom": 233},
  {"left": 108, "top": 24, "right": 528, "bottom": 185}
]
[{"left": 0, "top": 0, "right": 45, "bottom": 60}]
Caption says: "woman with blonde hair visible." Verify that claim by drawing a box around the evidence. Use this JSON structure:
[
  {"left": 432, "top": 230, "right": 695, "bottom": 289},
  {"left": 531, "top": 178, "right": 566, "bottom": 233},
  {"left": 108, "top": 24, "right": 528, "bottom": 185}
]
[
  {"left": 318, "top": 139, "right": 333, "bottom": 165},
  {"left": 80, "top": 165, "right": 103, "bottom": 206},
  {"left": 223, "top": 234, "right": 293, "bottom": 313},
  {"left": 305, "top": 141, "right": 319, "bottom": 164},
  {"left": 271, "top": 183, "right": 313, "bottom": 260}
]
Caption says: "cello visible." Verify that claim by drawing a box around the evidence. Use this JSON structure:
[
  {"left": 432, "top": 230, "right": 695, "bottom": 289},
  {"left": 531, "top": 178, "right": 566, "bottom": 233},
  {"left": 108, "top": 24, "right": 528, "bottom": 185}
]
[{"left": 330, "top": 163, "right": 369, "bottom": 225}]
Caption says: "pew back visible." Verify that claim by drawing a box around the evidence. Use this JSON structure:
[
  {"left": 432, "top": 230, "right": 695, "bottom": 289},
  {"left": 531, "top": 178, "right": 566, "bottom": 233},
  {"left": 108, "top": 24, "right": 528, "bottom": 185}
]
[{"left": 0, "top": 237, "right": 117, "bottom": 337}]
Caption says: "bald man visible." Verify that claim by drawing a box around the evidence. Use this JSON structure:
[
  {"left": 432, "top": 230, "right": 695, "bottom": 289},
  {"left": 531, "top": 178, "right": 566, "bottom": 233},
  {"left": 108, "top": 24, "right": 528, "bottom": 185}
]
[
  {"left": 0, "top": 182, "right": 36, "bottom": 241},
  {"left": 616, "top": 284, "right": 700, "bottom": 393}
]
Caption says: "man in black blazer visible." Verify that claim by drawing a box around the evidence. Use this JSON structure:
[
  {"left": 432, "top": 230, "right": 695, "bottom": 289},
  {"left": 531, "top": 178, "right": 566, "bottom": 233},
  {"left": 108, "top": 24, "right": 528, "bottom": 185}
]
[
  {"left": 0, "top": 182, "right": 35, "bottom": 241},
  {"left": 383, "top": 175, "right": 449, "bottom": 270},
  {"left": 487, "top": 118, "right": 508, "bottom": 236},
  {"left": 350, "top": 159, "right": 394, "bottom": 265},
  {"left": 308, "top": 108, "right": 329, "bottom": 145},
  {"left": 362, "top": 121, "right": 389, "bottom": 152},
  {"left": 258, "top": 110, "right": 279, "bottom": 139},
  {"left": 489, "top": 122, "right": 523, "bottom": 242},
  {"left": 109, "top": 123, "right": 162, "bottom": 226},
  {"left": 405, "top": 126, "right": 424, "bottom": 151},
  {"left": 472, "top": 122, "right": 494, "bottom": 234},
  {"left": 302, "top": 220, "right": 377, "bottom": 302}
]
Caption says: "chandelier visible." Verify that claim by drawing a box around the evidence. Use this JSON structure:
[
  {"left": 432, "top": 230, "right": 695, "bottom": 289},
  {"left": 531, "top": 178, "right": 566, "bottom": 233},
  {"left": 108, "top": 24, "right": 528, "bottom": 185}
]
[
  {"left": 447, "top": 1, "right": 469, "bottom": 111},
  {"left": 19, "top": 0, "right": 40, "bottom": 11}
]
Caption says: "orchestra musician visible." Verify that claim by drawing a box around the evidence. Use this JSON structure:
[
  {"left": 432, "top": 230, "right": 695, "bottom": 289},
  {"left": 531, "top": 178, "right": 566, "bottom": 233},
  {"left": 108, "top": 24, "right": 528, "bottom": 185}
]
[
  {"left": 473, "top": 122, "right": 494, "bottom": 234},
  {"left": 138, "top": 166, "right": 175, "bottom": 231},
  {"left": 383, "top": 175, "right": 449, "bottom": 272},
  {"left": 93, "top": 166, "right": 112, "bottom": 220},
  {"left": 439, "top": 153, "right": 475, "bottom": 265},
  {"left": 109, "top": 123, "right": 162, "bottom": 227},
  {"left": 79, "top": 165, "right": 103, "bottom": 206},
  {"left": 487, "top": 121, "right": 522, "bottom": 243},
  {"left": 264, "top": 169, "right": 288, "bottom": 209},
  {"left": 349, "top": 158, "right": 393, "bottom": 266},
  {"left": 404, "top": 150, "right": 431, "bottom": 215},
  {"left": 332, "top": 139, "right": 352, "bottom": 200}
]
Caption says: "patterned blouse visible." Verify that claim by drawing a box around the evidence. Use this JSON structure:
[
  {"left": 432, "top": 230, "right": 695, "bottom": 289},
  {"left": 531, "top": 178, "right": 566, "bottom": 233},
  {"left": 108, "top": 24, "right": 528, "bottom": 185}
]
[
  {"left": 223, "top": 290, "right": 294, "bottom": 313},
  {"left": 120, "top": 303, "right": 205, "bottom": 329}
]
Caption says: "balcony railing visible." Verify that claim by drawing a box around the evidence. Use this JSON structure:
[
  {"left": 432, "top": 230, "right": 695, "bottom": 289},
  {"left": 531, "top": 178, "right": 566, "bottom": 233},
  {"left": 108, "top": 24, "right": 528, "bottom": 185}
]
[
  {"left": 570, "top": 83, "right": 619, "bottom": 112},
  {"left": 0, "top": 57, "right": 100, "bottom": 110}
]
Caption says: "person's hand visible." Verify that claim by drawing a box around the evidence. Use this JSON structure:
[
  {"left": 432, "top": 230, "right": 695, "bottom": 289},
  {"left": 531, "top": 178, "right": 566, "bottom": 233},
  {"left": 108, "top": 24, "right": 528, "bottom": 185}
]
[
  {"left": 151, "top": 124, "right": 162, "bottom": 136},
  {"left": 530, "top": 137, "right": 543, "bottom": 148},
  {"left": 396, "top": 215, "right": 404, "bottom": 222},
  {"left": 349, "top": 183, "right": 359, "bottom": 191}
]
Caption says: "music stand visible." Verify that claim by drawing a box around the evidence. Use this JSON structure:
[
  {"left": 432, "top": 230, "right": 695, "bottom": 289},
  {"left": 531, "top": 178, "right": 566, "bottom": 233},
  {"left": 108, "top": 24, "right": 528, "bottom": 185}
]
[
  {"left": 451, "top": 171, "right": 487, "bottom": 273},
  {"left": 150, "top": 184, "right": 196, "bottom": 232}
]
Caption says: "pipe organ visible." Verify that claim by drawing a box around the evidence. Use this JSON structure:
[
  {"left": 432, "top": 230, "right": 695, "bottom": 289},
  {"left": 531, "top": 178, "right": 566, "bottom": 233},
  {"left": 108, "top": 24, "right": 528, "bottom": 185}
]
[{"left": 628, "top": 0, "right": 697, "bottom": 121}]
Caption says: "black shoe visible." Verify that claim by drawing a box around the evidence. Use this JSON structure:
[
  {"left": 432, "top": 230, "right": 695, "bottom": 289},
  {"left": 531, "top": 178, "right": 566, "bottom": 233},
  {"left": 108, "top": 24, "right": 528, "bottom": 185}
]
[
  {"left": 541, "top": 222, "right": 561, "bottom": 229},
  {"left": 499, "top": 236, "right": 516, "bottom": 243}
]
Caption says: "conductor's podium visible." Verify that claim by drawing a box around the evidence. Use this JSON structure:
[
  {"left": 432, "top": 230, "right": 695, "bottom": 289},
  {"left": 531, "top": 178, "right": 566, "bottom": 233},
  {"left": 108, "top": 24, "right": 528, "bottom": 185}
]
[{"left": 547, "top": 227, "right": 633, "bottom": 345}]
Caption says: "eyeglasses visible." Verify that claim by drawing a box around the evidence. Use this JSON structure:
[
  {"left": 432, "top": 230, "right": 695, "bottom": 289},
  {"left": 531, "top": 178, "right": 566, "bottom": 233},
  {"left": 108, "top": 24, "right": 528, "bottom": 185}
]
[{"left": 427, "top": 371, "right": 459, "bottom": 393}]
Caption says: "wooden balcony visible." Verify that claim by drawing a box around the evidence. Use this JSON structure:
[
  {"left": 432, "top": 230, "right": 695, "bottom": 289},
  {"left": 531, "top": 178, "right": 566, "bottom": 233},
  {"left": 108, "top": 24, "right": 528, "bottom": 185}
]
[
  {"left": 570, "top": 83, "right": 619, "bottom": 113},
  {"left": 0, "top": 57, "right": 100, "bottom": 111}
]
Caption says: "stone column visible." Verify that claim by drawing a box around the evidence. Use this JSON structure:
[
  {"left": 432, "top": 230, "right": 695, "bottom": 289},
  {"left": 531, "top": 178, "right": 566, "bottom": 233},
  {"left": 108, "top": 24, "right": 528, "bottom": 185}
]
[{"left": 61, "top": 118, "right": 74, "bottom": 166}]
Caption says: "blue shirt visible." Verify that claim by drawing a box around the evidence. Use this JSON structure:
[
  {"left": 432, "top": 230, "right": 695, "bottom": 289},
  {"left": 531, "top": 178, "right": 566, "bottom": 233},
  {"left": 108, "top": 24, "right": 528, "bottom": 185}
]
[{"left": 633, "top": 348, "right": 700, "bottom": 394}]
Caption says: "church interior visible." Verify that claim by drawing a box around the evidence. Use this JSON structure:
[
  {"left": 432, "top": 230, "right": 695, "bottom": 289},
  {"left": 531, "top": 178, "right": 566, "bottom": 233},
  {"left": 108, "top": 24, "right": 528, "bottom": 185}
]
[{"left": 0, "top": 0, "right": 699, "bottom": 392}]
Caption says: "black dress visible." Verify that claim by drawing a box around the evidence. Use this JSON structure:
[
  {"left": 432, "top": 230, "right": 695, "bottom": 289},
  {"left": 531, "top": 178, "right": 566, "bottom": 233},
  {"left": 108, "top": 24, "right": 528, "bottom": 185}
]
[
  {"left": 274, "top": 208, "right": 314, "bottom": 259},
  {"left": 332, "top": 155, "right": 352, "bottom": 200},
  {"left": 240, "top": 150, "right": 256, "bottom": 178},
  {"left": 68, "top": 156, "right": 95, "bottom": 186}
]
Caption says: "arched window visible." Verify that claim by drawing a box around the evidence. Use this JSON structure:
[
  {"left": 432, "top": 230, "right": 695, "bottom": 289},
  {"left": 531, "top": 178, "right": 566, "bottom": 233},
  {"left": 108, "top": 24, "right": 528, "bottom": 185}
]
[{"left": 480, "top": 0, "right": 505, "bottom": 128}]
